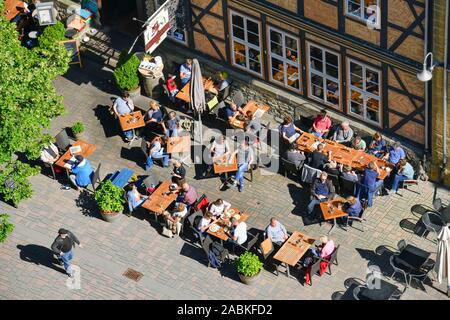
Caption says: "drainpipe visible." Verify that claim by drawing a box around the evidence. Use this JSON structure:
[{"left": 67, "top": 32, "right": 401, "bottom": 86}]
[
  {"left": 424, "top": 0, "right": 429, "bottom": 154},
  {"left": 442, "top": 0, "right": 449, "bottom": 181}
]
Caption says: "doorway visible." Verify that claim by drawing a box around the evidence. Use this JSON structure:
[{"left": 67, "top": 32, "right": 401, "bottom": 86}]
[{"left": 100, "top": 0, "right": 142, "bottom": 35}]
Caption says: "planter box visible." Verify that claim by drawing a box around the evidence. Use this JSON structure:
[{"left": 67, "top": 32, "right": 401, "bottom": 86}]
[{"left": 100, "top": 211, "right": 121, "bottom": 222}]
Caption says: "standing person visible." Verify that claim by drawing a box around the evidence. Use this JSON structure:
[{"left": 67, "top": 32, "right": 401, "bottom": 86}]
[
  {"left": 51, "top": 228, "right": 82, "bottom": 277},
  {"left": 179, "top": 58, "right": 193, "bottom": 86},
  {"left": 389, "top": 159, "right": 415, "bottom": 194},
  {"left": 230, "top": 139, "right": 255, "bottom": 192},
  {"left": 311, "top": 109, "right": 332, "bottom": 138},
  {"left": 171, "top": 159, "right": 186, "bottom": 186},
  {"left": 383, "top": 142, "right": 406, "bottom": 165},
  {"left": 279, "top": 116, "right": 303, "bottom": 144},
  {"left": 332, "top": 121, "right": 354, "bottom": 146},
  {"left": 126, "top": 183, "right": 148, "bottom": 213},
  {"left": 307, "top": 172, "right": 335, "bottom": 216},
  {"left": 265, "top": 217, "right": 289, "bottom": 246},
  {"left": 166, "top": 74, "right": 179, "bottom": 103},
  {"left": 165, "top": 111, "right": 180, "bottom": 137},
  {"left": 112, "top": 92, "right": 135, "bottom": 141},
  {"left": 359, "top": 161, "right": 384, "bottom": 206},
  {"left": 145, "top": 136, "right": 170, "bottom": 170},
  {"left": 69, "top": 155, "right": 94, "bottom": 192},
  {"left": 367, "top": 132, "right": 387, "bottom": 157}
]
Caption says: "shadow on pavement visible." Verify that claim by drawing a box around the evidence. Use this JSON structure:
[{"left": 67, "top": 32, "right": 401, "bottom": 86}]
[{"left": 17, "top": 244, "right": 66, "bottom": 274}]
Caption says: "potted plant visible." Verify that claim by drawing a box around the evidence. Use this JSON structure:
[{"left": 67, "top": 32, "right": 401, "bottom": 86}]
[
  {"left": 94, "top": 180, "right": 125, "bottom": 222},
  {"left": 0, "top": 214, "right": 15, "bottom": 243},
  {"left": 235, "top": 251, "right": 263, "bottom": 285},
  {"left": 71, "top": 122, "right": 85, "bottom": 140},
  {"left": 113, "top": 51, "right": 141, "bottom": 97}
]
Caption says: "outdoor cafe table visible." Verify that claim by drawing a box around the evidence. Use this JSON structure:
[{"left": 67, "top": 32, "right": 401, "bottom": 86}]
[
  {"left": 358, "top": 279, "right": 399, "bottom": 300},
  {"left": 206, "top": 208, "right": 248, "bottom": 243},
  {"left": 320, "top": 198, "right": 348, "bottom": 234},
  {"left": 176, "top": 77, "right": 215, "bottom": 103},
  {"left": 118, "top": 111, "right": 146, "bottom": 146},
  {"left": 230, "top": 100, "right": 270, "bottom": 130},
  {"left": 273, "top": 231, "right": 315, "bottom": 278},
  {"left": 213, "top": 154, "right": 238, "bottom": 177},
  {"left": 296, "top": 132, "right": 393, "bottom": 180},
  {"left": 54, "top": 140, "right": 97, "bottom": 169},
  {"left": 397, "top": 244, "right": 431, "bottom": 271},
  {"left": 167, "top": 135, "right": 192, "bottom": 166},
  {"left": 141, "top": 180, "right": 177, "bottom": 219}
]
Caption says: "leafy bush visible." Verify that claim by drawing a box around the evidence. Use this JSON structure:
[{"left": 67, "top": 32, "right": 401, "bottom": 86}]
[
  {"left": 72, "top": 122, "right": 85, "bottom": 134},
  {"left": 235, "top": 251, "right": 263, "bottom": 277},
  {"left": 38, "top": 21, "right": 67, "bottom": 50},
  {"left": 0, "top": 161, "right": 40, "bottom": 207},
  {"left": 94, "top": 180, "right": 125, "bottom": 214},
  {"left": 0, "top": 214, "right": 15, "bottom": 243},
  {"left": 113, "top": 51, "right": 140, "bottom": 91}
]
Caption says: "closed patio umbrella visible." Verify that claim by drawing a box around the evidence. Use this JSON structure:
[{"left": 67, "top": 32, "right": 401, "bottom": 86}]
[
  {"left": 434, "top": 226, "right": 450, "bottom": 296},
  {"left": 189, "top": 58, "right": 206, "bottom": 145}
]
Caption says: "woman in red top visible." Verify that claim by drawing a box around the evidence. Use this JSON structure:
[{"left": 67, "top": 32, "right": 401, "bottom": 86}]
[
  {"left": 166, "top": 74, "right": 179, "bottom": 103},
  {"left": 311, "top": 109, "right": 332, "bottom": 138}
]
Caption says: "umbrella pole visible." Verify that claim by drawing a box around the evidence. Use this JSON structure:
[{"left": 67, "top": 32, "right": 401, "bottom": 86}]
[{"left": 198, "top": 112, "right": 203, "bottom": 146}]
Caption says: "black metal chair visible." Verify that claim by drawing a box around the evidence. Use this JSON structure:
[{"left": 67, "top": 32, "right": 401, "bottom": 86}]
[
  {"left": 233, "top": 231, "right": 259, "bottom": 255},
  {"left": 344, "top": 207, "right": 366, "bottom": 232},
  {"left": 327, "top": 173, "right": 340, "bottom": 195},
  {"left": 281, "top": 157, "right": 301, "bottom": 179},
  {"left": 397, "top": 239, "right": 407, "bottom": 252},
  {"left": 305, "top": 256, "right": 323, "bottom": 286},
  {"left": 202, "top": 235, "right": 230, "bottom": 268},
  {"left": 55, "top": 129, "right": 71, "bottom": 152},
  {"left": 340, "top": 176, "right": 356, "bottom": 197},
  {"left": 389, "top": 254, "right": 410, "bottom": 285},
  {"left": 352, "top": 285, "right": 365, "bottom": 300},
  {"left": 420, "top": 211, "right": 446, "bottom": 241},
  {"left": 185, "top": 211, "right": 206, "bottom": 247},
  {"left": 90, "top": 163, "right": 102, "bottom": 191},
  {"left": 409, "top": 258, "right": 435, "bottom": 286}
]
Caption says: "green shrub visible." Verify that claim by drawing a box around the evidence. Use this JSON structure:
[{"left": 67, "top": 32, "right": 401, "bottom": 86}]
[
  {"left": 235, "top": 251, "right": 263, "bottom": 277},
  {"left": 0, "top": 161, "right": 40, "bottom": 207},
  {"left": 72, "top": 122, "right": 85, "bottom": 134},
  {"left": 38, "top": 21, "right": 67, "bottom": 49},
  {"left": 0, "top": 214, "right": 14, "bottom": 243},
  {"left": 113, "top": 51, "right": 140, "bottom": 91},
  {"left": 94, "top": 180, "right": 125, "bottom": 213}
]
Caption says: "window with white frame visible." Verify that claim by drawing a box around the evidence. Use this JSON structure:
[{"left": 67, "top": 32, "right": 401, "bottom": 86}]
[
  {"left": 307, "top": 43, "right": 340, "bottom": 107},
  {"left": 230, "top": 11, "right": 262, "bottom": 75},
  {"left": 346, "top": 0, "right": 379, "bottom": 22},
  {"left": 268, "top": 27, "right": 301, "bottom": 90},
  {"left": 348, "top": 60, "right": 381, "bottom": 124},
  {"left": 154, "top": 0, "right": 187, "bottom": 44}
]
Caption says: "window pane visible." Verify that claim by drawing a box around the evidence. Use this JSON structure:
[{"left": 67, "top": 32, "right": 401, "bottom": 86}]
[
  {"left": 366, "top": 97, "right": 380, "bottom": 122},
  {"left": 270, "top": 41, "right": 282, "bottom": 56},
  {"left": 233, "top": 25, "right": 245, "bottom": 40},
  {"left": 232, "top": 14, "right": 244, "bottom": 28},
  {"left": 366, "top": 69, "right": 379, "bottom": 95},
  {"left": 350, "top": 62, "right": 363, "bottom": 88},
  {"left": 247, "top": 31, "right": 260, "bottom": 46},
  {"left": 270, "top": 30, "right": 282, "bottom": 45},
  {"left": 350, "top": 90, "right": 363, "bottom": 116},
  {"left": 310, "top": 57, "right": 323, "bottom": 72},
  {"left": 271, "top": 57, "right": 284, "bottom": 83},
  {"left": 287, "top": 65, "right": 300, "bottom": 89},
  {"left": 285, "top": 36, "right": 298, "bottom": 62},
  {"left": 233, "top": 42, "right": 246, "bottom": 66},
  {"left": 310, "top": 46, "right": 322, "bottom": 60},
  {"left": 326, "top": 80, "right": 339, "bottom": 106},
  {"left": 247, "top": 20, "right": 259, "bottom": 35},
  {"left": 348, "top": 0, "right": 362, "bottom": 17},
  {"left": 311, "top": 74, "right": 324, "bottom": 99},
  {"left": 326, "top": 63, "right": 339, "bottom": 79},
  {"left": 249, "top": 48, "right": 261, "bottom": 73}
]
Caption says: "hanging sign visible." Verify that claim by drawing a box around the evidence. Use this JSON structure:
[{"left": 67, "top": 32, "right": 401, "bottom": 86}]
[{"left": 143, "top": 0, "right": 171, "bottom": 53}]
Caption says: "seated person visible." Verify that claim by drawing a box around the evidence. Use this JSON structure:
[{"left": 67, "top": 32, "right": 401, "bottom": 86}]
[
  {"left": 225, "top": 101, "right": 243, "bottom": 125},
  {"left": 69, "top": 155, "right": 94, "bottom": 192},
  {"left": 112, "top": 92, "right": 135, "bottom": 141},
  {"left": 309, "top": 143, "right": 329, "bottom": 170},
  {"left": 341, "top": 164, "right": 359, "bottom": 182},
  {"left": 197, "top": 211, "right": 215, "bottom": 236},
  {"left": 163, "top": 202, "right": 188, "bottom": 236},
  {"left": 383, "top": 142, "right": 406, "bottom": 165},
  {"left": 332, "top": 121, "right": 354, "bottom": 146},
  {"left": 245, "top": 111, "right": 261, "bottom": 137},
  {"left": 284, "top": 143, "right": 306, "bottom": 170},
  {"left": 205, "top": 135, "right": 231, "bottom": 176},
  {"left": 311, "top": 235, "right": 335, "bottom": 259},
  {"left": 351, "top": 136, "right": 366, "bottom": 151},
  {"left": 144, "top": 101, "right": 166, "bottom": 136},
  {"left": 311, "top": 109, "right": 332, "bottom": 138},
  {"left": 179, "top": 58, "right": 193, "bottom": 86},
  {"left": 145, "top": 136, "right": 169, "bottom": 170},
  {"left": 367, "top": 132, "right": 387, "bottom": 157},
  {"left": 343, "top": 196, "right": 363, "bottom": 224},
  {"left": 210, "top": 71, "right": 231, "bottom": 100},
  {"left": 171, "top": 159, "right": 186, "bottom": 186},
  {"left": 389, "top": 159, "right": 414, "bottom": 194},
  {"left": 127, "top": 183, "right": 148, "bottom": 213},
  {"left": 165, "top": 111, "right": 180, "bottom": 137},
  {"left": 360, "top": 161, "right": 384, "bottom": 206},
  {"left": 278, "top": 116, "right": 303, "bottom": 144},
  {"left": 226, "top": 217, "right": 248, "bottom": 246},
  {"left": 166, "top": 74, "right": 179, "bottom": 103},
  {"left": 208, "top": 198, "right": 232, "bottom": 218},
  {"left": 265, "top": 217, "right": 288, "bottom": 246},
  {"left": 307, "top": 171, "right": 335, "bottom": 216},
  {"left": 323, "top": 160, "right": 340, "bottom": 176},
  {"left": 40, "top": 142, "right": 59, "bottom": 164},
  {"left": 178, "top": 182, "right": 198, "bottom": 208}
]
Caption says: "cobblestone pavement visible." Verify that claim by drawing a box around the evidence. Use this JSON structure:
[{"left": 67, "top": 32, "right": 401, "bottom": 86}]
[{"left": 0, "top": 59, "right": 449, "bottom": 300}]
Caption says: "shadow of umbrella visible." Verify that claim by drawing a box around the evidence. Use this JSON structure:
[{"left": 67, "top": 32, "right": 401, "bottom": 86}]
[{"left": 17, "top": 244, "right": 66, "bottom": 274}]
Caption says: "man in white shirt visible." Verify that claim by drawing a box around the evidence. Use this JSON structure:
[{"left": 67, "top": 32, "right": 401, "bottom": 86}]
[
  {"left": 228, "top": 217, "right": 247, "bottom": 245},
  {"left": 208, "top": 199, "right": 232, "bottom": 218}
]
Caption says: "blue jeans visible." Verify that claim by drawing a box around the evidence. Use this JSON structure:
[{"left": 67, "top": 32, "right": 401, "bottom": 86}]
[
  {"left": 145, "top": 154, "right": 170, "bottom": 170},
  {"left": 312, "top": 131, "right": 323, "bottom": 138},
  {"left": 307, "top": 198, "right": 328, "bottom": 215},
  {"left": 357, "top": 180, "right": 384, "bottom": 207},
  {"left": 181, "top": 78, "right": 190, "bottom": 86},
  {"left": 166, "top": 128, "right": 178, "bottom": 137},
  {"left": 124, "top": 129, "right": 133, "bottom": 140},
  {"left": 391, "top": 174, "right": 408, "bottom": 192},
  {"left": 59, "top": 250, "right": 74, "bottom": 276},
  {"left": 236, "top": 163, "right": 249, "bottom": 188}
]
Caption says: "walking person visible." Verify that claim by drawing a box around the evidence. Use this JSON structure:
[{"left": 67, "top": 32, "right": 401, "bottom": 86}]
[{"left": 51, "top": 228, "right": 82, "bottom": 277}]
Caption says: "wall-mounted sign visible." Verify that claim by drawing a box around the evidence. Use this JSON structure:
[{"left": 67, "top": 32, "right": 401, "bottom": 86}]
[{"left": 143, "top": 0, "right": 171, "bottom": 53}]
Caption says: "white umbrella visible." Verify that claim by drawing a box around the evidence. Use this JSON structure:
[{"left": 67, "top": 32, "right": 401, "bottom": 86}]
[
  {"left": 189, "top": 58, "right": 206, "bottom": 146},
  {"left": 434, "top": 226, "right": 450, "bottom": 295}
]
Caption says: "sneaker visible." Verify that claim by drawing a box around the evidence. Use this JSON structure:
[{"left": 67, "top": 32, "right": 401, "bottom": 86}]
[
  {"left": 60, "top": 185, "right": 71, "bottom": 190},
  {"left": 67, "top": 272, "right": 74, "bottom": 278},
  {"left": 238, "top": 185, "right": 243, "bottom": 192}
]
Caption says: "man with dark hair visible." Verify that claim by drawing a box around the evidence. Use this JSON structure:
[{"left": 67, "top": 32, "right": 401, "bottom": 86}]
[
  {"left": 285, "top": 143, "right": 306, "bottom": 170},
  {"left": 384, "top": 142, "right": 406, "bottom": 165},
  {"left": 69, "top": 155, "right": 94, "bottom": 191},
  {"left": 112, "top": 92, "right": 135, "bottom": 141},
  {"left": 51, "top": 228, "right": 82, "bottom": 277},
  {"left": 309, "top": 143, "right": 329, "bottom": 170},
  {"left": 311, "top": 109, "right": 331, "bottom": 138}
]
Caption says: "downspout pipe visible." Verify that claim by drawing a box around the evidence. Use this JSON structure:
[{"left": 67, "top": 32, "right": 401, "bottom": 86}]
[
  {"left": 442, "top": 0, "right": 449, "bottom": 179},
  {"left": 424, "top": 0, "right": 429, "bottom": 153}
]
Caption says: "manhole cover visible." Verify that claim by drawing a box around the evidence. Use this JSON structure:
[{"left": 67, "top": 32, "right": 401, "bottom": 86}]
[{"left": 123, "top": 268, "right": 143, "bottom": 282}]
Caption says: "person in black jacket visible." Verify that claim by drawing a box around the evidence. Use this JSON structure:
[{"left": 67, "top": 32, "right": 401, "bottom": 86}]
[
  {"left": 284, "top": 143, "right": 306, "bottom": 170},
  {"left": 51, "top": 228, "right": 82, "bottom": 277},
  {"left": 306, "top": 172, "right": 336, "bottom": 216},
  {"left": 309, "top": 143, "right": 329, "bottom": 170}
]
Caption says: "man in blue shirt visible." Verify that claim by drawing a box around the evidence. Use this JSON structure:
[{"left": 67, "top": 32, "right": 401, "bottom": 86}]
[
  {"left": 389, "top": 159, "right": 415, "bottom": 193},
  {"left": 144, "top": 101, "right": 166, "bottom": 137},
  {"left": 359, "top": 161, "right": 384, "bottom": 207},
  {"left": 384, "top": 142, "right": 406, "bottom": 165},
  {"left": 69, "top": 155, "right": 94, "bottom": 191},
  {"left": 112, "top": 92, "right": 134, "bottom": 141},
  {"left": 226, "top": 101, "right": 243, "bottom": 125},
  {"left": 307, "top": 172, "right": 335, "bottom": 216},
  {"left": 127, "top": 183, "right": 148, "bottom": 213},
  {"left": 179, "top": 58, "right": 193, "bottom": 86}
]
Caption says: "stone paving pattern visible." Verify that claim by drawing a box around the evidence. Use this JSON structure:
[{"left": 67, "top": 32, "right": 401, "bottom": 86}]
[{"left": 0, "top": 59, "right": 449, "bottom": 300}]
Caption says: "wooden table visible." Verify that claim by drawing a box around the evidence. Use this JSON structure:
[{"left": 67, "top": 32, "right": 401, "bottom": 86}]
[
  {"left": 4, "top": 0, "right": 24, "bottom": 21},
  {"left": 296, "top": 132, "right": 393, "bottom": 180},
  {"left": 166, "top": 135, "right": 191, "bottom": 154},
  {"left": 230, "top": 100, "right": 270, "bottom": 130},
  {"left": 141, "top": 180, "right": 178, "bottom": 218},
  {"left": 320, "top": 199, "right": 348, "bottom": 234},
  {"left": 206, "top": 208, "right": 248, "bottom": 242},
  {"left": 54, "top": 140, "right": 97, "bottom": 169},
  {"left": 213, "top": 154, "right": 238, "bottom": 175},
  {"left": 273, "top": 231, "right": 315, "bottom": 278},
  {"left": 118, "top": 111, "right": 145, "bottom": 131},
  {"left": 175, "top": 77, "right": 215, "bottom": 103}
]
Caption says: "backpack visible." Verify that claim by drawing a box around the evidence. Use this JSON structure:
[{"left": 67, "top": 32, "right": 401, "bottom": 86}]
[
  {"left": 208, "top": 250, "right": 221, "bottom": 269},
  {"left": 209, "top": 242, "right": 226, "bottom": 268}
]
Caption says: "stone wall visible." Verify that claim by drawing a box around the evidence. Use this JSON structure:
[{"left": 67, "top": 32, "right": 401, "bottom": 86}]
[{"left": 52, "top": 0, "right": 81, "bottom": 22}]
